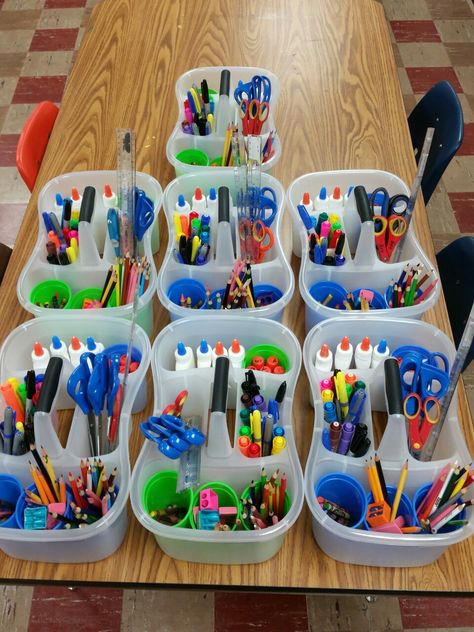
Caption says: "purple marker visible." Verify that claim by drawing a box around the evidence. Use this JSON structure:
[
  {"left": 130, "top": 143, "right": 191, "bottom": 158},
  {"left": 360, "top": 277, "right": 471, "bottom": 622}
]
[
  {"left": 337, "top": 422, "right": 355, "bottom": 455},
  {"left": 252, "top": 393, "right": 267, "bottom": 413}
]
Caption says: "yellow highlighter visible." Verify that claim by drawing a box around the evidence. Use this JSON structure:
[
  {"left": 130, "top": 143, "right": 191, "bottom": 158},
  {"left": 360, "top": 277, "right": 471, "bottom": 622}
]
[
  {"left": 335, "top": 370, "right": 349, "bottom": 420},
  {"left": 173, "top": 212, "right": 183, "bottom": 241},
  {"left": 190, "top": 235, "right": 201, "bottom": 264},
  {"left": 251, "top": 409, "right": 262, "bottom": 453}
]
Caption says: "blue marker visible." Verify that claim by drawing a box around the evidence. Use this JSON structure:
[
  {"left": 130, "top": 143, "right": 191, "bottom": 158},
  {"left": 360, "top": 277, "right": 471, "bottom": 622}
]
[
  {"left": 323, "top": 401, "right": 337, "bottom": 424},
  {"left": 345, "top": 389, "right": 366, "bottom": 425}
]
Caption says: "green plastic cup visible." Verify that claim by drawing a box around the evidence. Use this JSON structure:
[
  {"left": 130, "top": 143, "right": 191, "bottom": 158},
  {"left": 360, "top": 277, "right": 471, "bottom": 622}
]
[
  {"left": 30, "top": 279, "right": 72, "bottom": 309},
  {"left": 244, "top": 344, "right": 290, "bottom": 372},
  {"left": 142, "top": 470, "right": 192, "bottom": 529},
  {"left": 209, "top": 156, "right": 223, "bottom": 167},
  {"left": 176, "top": 148, "right": 209, "bottom": 167},
  {"left": 69, "top": 287, "right": 117, "bottom": 309},
  {"left": 240, "top": 481, "right": 291, "bottom": 531},
  {"left": 191, "top": 481, "right": 240, "bottom": 530}
]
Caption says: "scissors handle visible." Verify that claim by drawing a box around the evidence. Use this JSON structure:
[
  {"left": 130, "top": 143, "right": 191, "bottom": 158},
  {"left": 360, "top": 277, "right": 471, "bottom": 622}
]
[
  {"left": 67, "top": 352, "right": 95, "bottom": 414},
  {"left": 134, "top": 188, "right": 154, "bottom": 241},
  {"left": 374, "top": 216, "right": 389, "bottom": 262},
  {"left": 385, "top": 216, "right": 407, "bottom": 260},
  {"left": 87, "top": 353, "right": 108, "bottom": 416},
  {"left": 258, "top": 186, "right": 278, "bottom": 227}
]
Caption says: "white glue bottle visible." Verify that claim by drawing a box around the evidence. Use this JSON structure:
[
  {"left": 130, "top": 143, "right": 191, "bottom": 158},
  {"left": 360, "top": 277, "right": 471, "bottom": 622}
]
[
  {"left": 371, "top": 339, "right": 390, "bottom": 368},
  {"left": 315, "top": 343, "right": 333, "bottom": 372},
  {"left": 175, "top": 342, "right": 195, "bottom": 370},
  {"left": 86, "top": 336, "right": 105, "bottom": 355},
  {"left": 207, "top": 187, "right": 218, "bottom": 212},
  {"left": 228, "top": 338, "right": 245, "bottom": 368},
  {"left": 300, "top": 191, "right": 314, "bottom": 214},
  {"left": 211, "top": 341, "right": 228, "bottom": 367},
  {"left": 32, "top": 341, "right": 51, "bottom": 373},
  {"left": 192, "top": 187, "right": 208, "bottom": 213},
  {"left": 196, "top": 339, "right": 213, "bottom": 368},
  {"left": 354, "top": 336, "right": 373, "bottom": 369},
  {"left": 68, "top": 336, "right": 86, "bottom": 367},
  {"left": 334, "top": 336, "right": 353, "bottom": 371},
  {"left": 49, "top": 336, "right": 70, "bottom": 363},
  {"left": 175, "top": 194, "right": 191, "bottom": 214}
]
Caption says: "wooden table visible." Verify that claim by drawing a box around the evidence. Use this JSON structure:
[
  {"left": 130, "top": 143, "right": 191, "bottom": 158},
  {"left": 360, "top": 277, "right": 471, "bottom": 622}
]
[{"left": 1, "top": 0, "right": 473, "bottom": 592}]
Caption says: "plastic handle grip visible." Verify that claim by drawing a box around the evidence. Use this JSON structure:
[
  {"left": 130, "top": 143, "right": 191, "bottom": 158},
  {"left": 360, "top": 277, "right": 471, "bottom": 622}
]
[
  {"left": 211, "top": 356, "right": 229, "bottom": 413},
  {"left": 36, "top": 357, "right": 63, "bottom": 413},
  {"left": 219, "top": 69, "right": 230, "bottom": 96},
  {"left": 79, "top": 185, "right": 96, "bottom": 223},
  {"left": 218, "top": 186, "right": 230, "bottom": 223},
  {"left": 384, "top": 358, "right": 404, "bottom": 416},
  {"left": 354, "top": 185, "right": 373, "bottom": 223}
]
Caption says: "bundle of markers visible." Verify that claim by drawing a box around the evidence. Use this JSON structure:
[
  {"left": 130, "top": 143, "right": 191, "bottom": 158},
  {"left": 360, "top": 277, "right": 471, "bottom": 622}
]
[
  {"left": 173, "top": 189, "right": 212, "bottom": 265},
  {"left": 240, "top": 468, "right": 288, "bottom": 529},
  {"left": 386, "top": 263, "right": 438, "bottom": 308},
  {"left": 181, "top": 78, "right": 215, "bottom": 135},
  {"left": 416, "top": 462, "right": 473, "bottom": 534},
  {"left": 238, "top": 370, "right": 287, "bottom": 458},
  {"left": 42, "top": 195, "right": 79, "bottom": 265},
  {"left": 0, "top": 369, "right": 40, "bottom": 455},
  {"left": 98, "top": 254, "right": 150, "bottom": 307},
  {"left": 22, "top": 449, "right": 118, "bottom": 529},
  {"left": 297, "top": 202, "right": 346, "bottom": 267},
  {"left": 320, "top": 369, "right": 370, "bottom": 457}
]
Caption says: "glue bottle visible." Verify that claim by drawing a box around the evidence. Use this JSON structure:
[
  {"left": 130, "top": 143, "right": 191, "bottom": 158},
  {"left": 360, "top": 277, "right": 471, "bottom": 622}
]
[
  {"left": 211, "top": 341, "right": 228, "bottom": 366},
  {"left": 174, "top": 342, "right": 195, "bottom": 370},
  {"left": 228, "top": 338, "right": 245, "bottom": 368},
  {"left": 329, "top": 186, "right": 344, "bottom": 212},
  {"left": 175, "top": 193, "right": 191, "bottom": 214},
  {"left": 192, "top": 187, "right": 207, "bottom": 212},
  {"left": 207, "top": 187, "right": 218, "bottom": 212},
  {"left": 315, "top": 343, "right": 333, "bottom": 372},
  {"left": 354, "top": 336, "right": 373, "bottom": 369},
  {"left": 300, "top": 191, "right": 314, "bottom": 215},
  {"left": 32, "top": 341, "right": 50, "bottom": 373},
  {"left": 196, "top": 339, "right": 212, "bottom": 368},
  {"left": 68, "top": 336, "right": 86, "bottom": 367},
  {"left": 103, "top": 184, "right": 117, "bottom": 209},
  {"left": 314, "top": 186, "right": 328, "bottom": 213},
  {"left": 86, "top": 336, "right": 105, "bottom": 355},
  {"left": 371, "top": 339, "right": 390, "bottom": 368},
  {"left": 334, "top": 336, "right": 353, "bottom": 371},
  {"left": 49, "top": 336, "right": 70, "bottom": 362}
]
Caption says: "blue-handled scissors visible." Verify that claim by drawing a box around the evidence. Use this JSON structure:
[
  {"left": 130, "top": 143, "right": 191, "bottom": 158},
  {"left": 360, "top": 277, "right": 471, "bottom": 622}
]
[
  {"left": 140, "top": 414, "right": 206, "bottom": 460},
  {"left": 67, "top": 352, "right": 98, "bottom": 455},
  {"left": 393, "top": 345, "right": 450, "bottom": 400},
  {"left": 234, "top": 75, "right": 272, "bottom": 105},
  {"left": 87, "top": 353, "right": 109, "bottom": 455},
  {"left": 134, "top": 188, "right": 154, "bottom": 241},
  {"left": 370, "top": 187, "right": 409, "bottom": 218},
  {"left": 257, "top": 186, "right": 278, "bottom": 227}
]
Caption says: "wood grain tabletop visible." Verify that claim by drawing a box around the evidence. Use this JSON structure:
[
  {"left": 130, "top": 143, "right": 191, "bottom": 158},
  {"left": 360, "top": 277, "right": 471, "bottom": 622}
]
[{"left": 0, "top": 0, "right": 472, "bottom": 592}]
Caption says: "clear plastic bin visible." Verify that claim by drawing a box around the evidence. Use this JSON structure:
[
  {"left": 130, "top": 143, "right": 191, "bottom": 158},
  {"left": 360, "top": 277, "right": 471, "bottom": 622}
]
[
  {"left": 286, "top": 170, "right": 440, "bottom": 332},
  {"left": 166, "top": 67, "right": 281, "bottom": 176},
  {"left": 157, "top": 170, "right": 294, "bottom": 322},
  {"left": 16, "top": 170, "right": 163, "bottom": 336},
  {"left": 0, "top": 316, "right": 151, "bottom": 563},
  {"left": 130, "top": 316, "right": 304, "bottom": 564},
  {"left": 303, "top": 317, "right": 474, "bottom": 567}
]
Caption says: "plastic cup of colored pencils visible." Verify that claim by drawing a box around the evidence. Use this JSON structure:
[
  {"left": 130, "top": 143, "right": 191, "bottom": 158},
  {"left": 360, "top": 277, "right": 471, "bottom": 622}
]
[{"left": 240, "top": 469, "right": 290, "bottom": 530}]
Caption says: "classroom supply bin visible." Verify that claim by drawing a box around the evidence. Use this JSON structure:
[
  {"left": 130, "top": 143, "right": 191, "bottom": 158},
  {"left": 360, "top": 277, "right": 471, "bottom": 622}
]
[
  {"left": 287, "top": 170, "right": 440, "bottom": 332},
  {"left": 0, "top": 316, "right": 151, "bottom": 563},
  {"left": 16, "top": 170, "right": 162, "bottom": 336},
  {"left": 166, "top": 66, "right": 281, "bottom": 176},
  {"left": 130, "top": 316, "right": 304, "bottom": 564},
  {"left": 157, "top": 170, "right": 294, "bottom": 322},
  {"left": 303, "top": 317, "right": 474, "bottom": 567}
]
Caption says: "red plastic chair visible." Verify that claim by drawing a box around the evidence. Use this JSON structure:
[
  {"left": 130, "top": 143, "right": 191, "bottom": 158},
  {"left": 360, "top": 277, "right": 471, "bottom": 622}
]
[{"left": 16, "top": 101, "right": 59, "bottom": 192}]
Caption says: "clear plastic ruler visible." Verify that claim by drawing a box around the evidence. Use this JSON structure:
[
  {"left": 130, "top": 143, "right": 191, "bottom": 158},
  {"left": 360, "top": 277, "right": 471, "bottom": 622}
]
[
  {"left": 176, "top": 415, "right": 203, "bottom": 492},
  {"left": 116, "top": 128, "right": 137, "bottom": 258}
]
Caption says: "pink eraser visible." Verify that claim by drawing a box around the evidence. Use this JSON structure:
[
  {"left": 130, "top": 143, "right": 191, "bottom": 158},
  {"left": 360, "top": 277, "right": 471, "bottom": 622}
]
[
  {"left": 218, "top": 506, "right": 238, "bottom": 516},
  {"left": 48, "top": 502, "right": 66, "bottom": 515}
]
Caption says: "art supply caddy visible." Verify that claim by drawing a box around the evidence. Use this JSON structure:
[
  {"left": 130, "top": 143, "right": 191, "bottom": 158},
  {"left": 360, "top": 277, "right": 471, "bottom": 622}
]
[
  {"left": 303, "top": 317, "right": 474, "bottom": 567},
  {"left": 0, "top": 316, "right": 150, "bottom": 562},
  {"left": 287, "top": 170, "right": 440, "bottom": 333},
  {"left": 16, "top": 164, "right": 162, "bottom": 336},
  {"left": 130, "top": 316, "right": 304, "bottom": 564},
  {"left": 166, "top": 66, "right": 281, "bottom": 176},
  {"left": 157, "top": 169, "right": 294, "bottom": 322}
]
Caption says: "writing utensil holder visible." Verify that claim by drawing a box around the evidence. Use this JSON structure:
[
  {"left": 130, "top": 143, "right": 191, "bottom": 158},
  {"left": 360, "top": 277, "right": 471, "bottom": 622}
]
[
  {"left": 130, "top": 316, "right": 304, "bottom": 564},
  {"left": 287, "top": 170, "right": 441, "bottom": 332},
  {"left": 303, "top": 316, "right": 474, "bottom": 567},
  {"left": 167, "top": 66, "right": 281, "bottom": 177},
  {"left": 0, "top": 316, "right": 151, "bottom": 563},
  {"left": 16, "top": 170, "right": 163, "bottom": 336},
  {"left": 157, "top": 170, "right": 294, "bottom": 322}
]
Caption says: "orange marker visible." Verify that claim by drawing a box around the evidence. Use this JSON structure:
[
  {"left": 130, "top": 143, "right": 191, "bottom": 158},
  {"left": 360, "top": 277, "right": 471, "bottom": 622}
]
[{"left": 0, "top": 383, "right": 24, "bottom": 422}]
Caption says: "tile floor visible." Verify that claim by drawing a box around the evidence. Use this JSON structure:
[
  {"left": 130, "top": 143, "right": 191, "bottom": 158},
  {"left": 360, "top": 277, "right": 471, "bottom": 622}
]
[{"left": 0, "top": 0, "right": 474, "bottom": 630}]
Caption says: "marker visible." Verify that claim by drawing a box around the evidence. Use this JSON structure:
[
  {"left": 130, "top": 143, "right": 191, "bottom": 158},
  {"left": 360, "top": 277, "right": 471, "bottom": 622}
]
[
  {"left": 211, "top": 341, "right": 228, "bottom": 366},
  {"left": 323, "top": 401, "right": 337, "bottom": 423},
  {"left": 371, "top": 339, "right": 390, "bottom": 368},
  {"left": 192, "top": 187, "right": 207, "bottom": 212},
  {"left": 271, "top": 436, "right": 286, "bottom": 455},
  {"left": 68, "top": 336, "right": 86, "bottom": 367},
  {"left": 50, "top": 336, "right": 70, "bottom": 362},
  {"left": 71, "top": 186, "right": 82, "bottom": 219},
  {"left": 337, "top": 421, "right": 355, "bottom": 454},
  {"left": 175, "top": 341, "right": 195, "bottom": 370},
  {"left": 86, "top": 336, "right": 105, "bottom": 355},
  {"left": 32, "top": 341, "right": 50, "bottom": 373},
  {"left": 228, "top": 339, "right": 245, "bottom": 369},
  {"left": 54, "top": 193, "right": 63, "bottom": 215},
  {"left": 345, "top": 388, "right": 366, "bottom": 425},
  {"left": 300, "top": 191, "right": 314, "bottom": 214},
  {"left": 321, "top": 388, "right": 334, "bottom": 403},
  {"left": 176, "top": 193, "right": 191, "bottom": 214},
  {"left": 354, "top": 336, "right": 373, "bottom": 369},
  {"left": 196, "top": 339, "right": 212, "bottom": 368},
  {"left": 207, "top": 187, "right": 217, "bottom": 212},
  {"left": 250, "top": 410, "right": 262, "bottom": 452},
  {"left": 345, "top": 371, "right": 357, "bottom": 389},
  {"left": 334, "top": 336, "right": 353, "bottom": 371},
  {"left": 335, "top": 370, "right": 349, "bottom": 419},
  {"left": 315, "top": 343, "right": 333, "bottom": 372}
]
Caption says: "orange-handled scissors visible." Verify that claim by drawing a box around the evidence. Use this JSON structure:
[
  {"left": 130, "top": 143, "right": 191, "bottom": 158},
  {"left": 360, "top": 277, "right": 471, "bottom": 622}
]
[
  {"left": 239, "top": 217, "right": 274, "bottom": 263},
  {"left": 403, "top": 392, "right": 440, "bottom": 453},
  {"left": 161, "top": 390, "right": 188, "bottom": 417},
  {"left": 239, "top": 98, "right": 270, "bottom": 136},
  {"left": 374, "top": 215, "right": 407, "bottom": 262}
]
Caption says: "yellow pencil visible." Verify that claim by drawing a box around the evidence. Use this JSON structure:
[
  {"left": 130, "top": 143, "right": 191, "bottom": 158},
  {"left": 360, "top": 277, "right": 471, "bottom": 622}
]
[{"left": 390, "top": 459, "right": 408, "bottom": 522}]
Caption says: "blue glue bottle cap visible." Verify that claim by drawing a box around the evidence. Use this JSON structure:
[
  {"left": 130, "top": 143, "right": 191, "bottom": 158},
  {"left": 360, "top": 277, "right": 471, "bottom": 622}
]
[
  {"left": 199, "top": 339, "right": 209, "bottom": 353},
  {"left": 51, "top": 335, "right": 62, "bottom": 350},
  {"left": 319, "top": 187, "right": 327, "bottom": 200},
  {"left": 177, "top": 194, "right": 186, "bottom": 209},
  {"left": 177, "top": 341, "right": 186, "bottom": 356},
  {"left": 377, "top": 339, "right": 387, "bottom": 353},
  {"left": 55, "top": 193, "right": 63, "bottom": 206},
  {"left": 209, "top": 187, "right": 216, "bottom": 201},
  {"left": 86, "top": 336, "right": 97, "bottom": 351}
]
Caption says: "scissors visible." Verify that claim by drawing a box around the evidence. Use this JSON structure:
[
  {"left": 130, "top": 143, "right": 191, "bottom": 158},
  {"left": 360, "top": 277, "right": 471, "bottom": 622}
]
[
  {"left": 239, "top": 217, "right": 274, "bottom": 263},
  {"left": 140, "top": 414, "right": 206, "bottom": 460},
  {"left": 394, "top": 347, "right": 449, "bottom": 399},
  {"left": 239, "top": 99, "right": 270, "bottom": 136},
  {"left": 67, "top": 352, "right": 99, "bottom": 456},
  {"left": 161, "top": 390, "right": 188, "bottom": 417},
  {"left": 403, "top": 392, "right": 441, "bottom": 453},
  {"left": 373, "top": 214, "right": 407, "bottom": 262},
  {"left": 234, "top": 75, "right": 272, "bottom": 105},
  {"left": 134, "top": 188, "right": 155, "bottom": 241},
  {"left": 370, "top": 187, "right": 409, "bottom": 218}
]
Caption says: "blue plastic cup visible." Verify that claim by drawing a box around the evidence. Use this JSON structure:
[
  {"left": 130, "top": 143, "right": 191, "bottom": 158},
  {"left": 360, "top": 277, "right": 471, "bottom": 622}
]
[
  {"left": 0, "top": 474, "right": 22, "bottom": 529},
  {"left": 253, "top": 284, "right": 283, "bottom": 307},
  {"left": 15, "top": 484, "right": 73, "bottom": 530},
  {"left": 315, "top": 472, "right": 367, "bottom": 528},
  {"left": 167, "top": 278, "right": 207, "bottom": 309},
  {"left": 309, "top": 281, "right": 347, "bottom": 310},
  {"left": 352, "top": 288, "right": 387, "bottom": 310},
  {"left": 413, "top": 482, "right": 466, "bottom": 534},
  {"left": 365, "top": 484, "right": 415, "bottom": 530}
]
